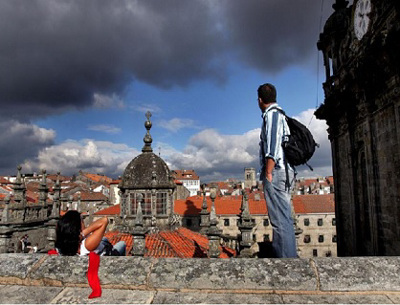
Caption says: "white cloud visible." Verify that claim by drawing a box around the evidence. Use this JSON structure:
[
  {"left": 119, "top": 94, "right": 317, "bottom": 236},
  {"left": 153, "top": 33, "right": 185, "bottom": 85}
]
[
  {"left": 158, "top": 118, "right": 198, "bottom": 133},
  {"left": 22, "top": 139, "right": 139, "bottom": 177},
  {"left": 93, "top": 93, "right": 125, "bottom": 109},
  {"left": 87, "top": 124, "right": 121, "bottom": 134}
]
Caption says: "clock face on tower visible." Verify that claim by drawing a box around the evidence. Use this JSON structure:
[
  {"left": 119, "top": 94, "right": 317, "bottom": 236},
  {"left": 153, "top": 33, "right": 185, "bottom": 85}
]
[{"left": 353, "top": 0, "right": 372, "bottom": 40}]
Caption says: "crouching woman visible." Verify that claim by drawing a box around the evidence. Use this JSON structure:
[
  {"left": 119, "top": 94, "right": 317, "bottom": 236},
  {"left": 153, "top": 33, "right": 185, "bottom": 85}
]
[{"left": 55, "top": 210, "right": 126, "bottom": 256}]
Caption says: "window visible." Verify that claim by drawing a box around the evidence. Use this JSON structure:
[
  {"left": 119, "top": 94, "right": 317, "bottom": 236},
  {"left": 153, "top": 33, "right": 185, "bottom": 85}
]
[
  {"left": 224, "top": 219, "right": 230, "bottom": 226},
  {"left": 263, "top": 219, "right": 270, "bottom": 226},
  {"left": 332, "top": 235, "right": 337, "bottom": 243},
  {"left": 304, "top": 218, "right": 310, "bottom": 226},
  {"left": 332, "top": 218, "right": 336, "bottom": 226},
  {"left": 263, "top": 234, "right": 270, "bottom": 242},
  {"left": 318, "top": 218, "right": 323, "bottom": 226},
  {"left": 304, "top": 235, "right": 311, "bottom": 243},
  {"left": 253, "top": 234, "right": 257, "bottom": 242},
  {"left": 156, "top": 192, "right": 168, "bottom": 215},
  {"left": 313, "top": 249, "right": 318, "bottom": 257},
  {"left": 131, "top": 192, "right": 151, "bottom": 215},
  {"left": 318, "top": 235, "right": 324, "bottom": 243}
]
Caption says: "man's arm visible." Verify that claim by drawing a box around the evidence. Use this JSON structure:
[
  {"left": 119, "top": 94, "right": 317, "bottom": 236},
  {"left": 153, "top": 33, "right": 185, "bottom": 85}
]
[{"left": 265, "top": 157, "right": 275, "bottom": 182}]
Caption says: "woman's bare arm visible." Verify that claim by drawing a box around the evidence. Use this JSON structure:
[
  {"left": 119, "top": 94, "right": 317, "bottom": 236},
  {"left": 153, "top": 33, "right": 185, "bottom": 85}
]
[{"left": 81, "top": 217, "right": 108, "bottom": 252}]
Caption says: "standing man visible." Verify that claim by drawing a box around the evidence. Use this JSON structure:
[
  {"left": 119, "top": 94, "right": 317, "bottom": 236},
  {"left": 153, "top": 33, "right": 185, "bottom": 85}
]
[{"left": 258, "top": 83, "right": 297, "bottom": 258}]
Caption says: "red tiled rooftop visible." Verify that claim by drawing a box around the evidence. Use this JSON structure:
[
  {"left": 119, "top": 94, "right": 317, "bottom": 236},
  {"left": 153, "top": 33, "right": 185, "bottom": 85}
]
[
  {"left": 172, "top": 170, "right": 199, "bottom": 181},
  {"left": 104, "top": 227, "right": 236, "bottom": 258},
  {"left": 94, "top": 204, "right": 120, "bottom": 215},
  {"left": 73, "top": 191, "right": 108, "bottom": 201},
  {"left": 293, "top": 194, "right": 335, "bottom": 214},
  {"left": 83, "top": 173, "right": 113, "bottom": 184},
  {"left": 175, "top": 195, "right": 267, "bottom": 216}
]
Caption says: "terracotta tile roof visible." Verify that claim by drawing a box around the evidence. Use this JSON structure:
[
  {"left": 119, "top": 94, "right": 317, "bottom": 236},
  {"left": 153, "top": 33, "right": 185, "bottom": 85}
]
[
  {"left": 292, "top": 194, "right": 335, "bottom": 214},
  {"left": 326, "top": 176, "right": 334, "bottom": 184},
  {"left": 110, "top": 180, "right": 121, "bottom": 185},
  {"left": 174, "top": 195, "right": 267, "bottom": 216},
  {"left": 73, "top": 191, "right": 108, "bottom": 201},
  {"left": 172, "top": 170, "right": 199, "bottom": 181},
  {"left": 83, "top": 173, "right": 113, "bottom": 184},
  {"left": 0, "top": 177, "right": 10, "bottom": 184},
  {"left": 94, "top": 204, "right": 120, "bottom": 215},
  {"left": 104, "top": 227, "right": 236, "bottom": 258}
]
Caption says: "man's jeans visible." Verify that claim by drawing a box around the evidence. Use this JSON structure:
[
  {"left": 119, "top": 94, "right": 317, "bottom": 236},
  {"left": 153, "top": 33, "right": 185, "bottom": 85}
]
[{"left": 263, "top": 168, "right": 297, "bottom": 258}]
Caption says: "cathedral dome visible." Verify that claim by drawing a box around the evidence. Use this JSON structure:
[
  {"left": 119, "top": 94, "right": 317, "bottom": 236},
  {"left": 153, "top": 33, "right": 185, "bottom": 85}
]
[
  {"left": 119, "top": 111, "right": 175, "bottom": 190},
  {"left": 120, "top": 152, "right": 175, "bottom": 190}
]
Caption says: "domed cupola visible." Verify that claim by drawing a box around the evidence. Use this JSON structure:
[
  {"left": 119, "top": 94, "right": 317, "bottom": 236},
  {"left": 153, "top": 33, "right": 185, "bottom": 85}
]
[
  {"left": 118, "top": 111, "right": 176, "bottom": 231},
  {"left": 120, "top": 112, "right": 175, "bottom": 190}
]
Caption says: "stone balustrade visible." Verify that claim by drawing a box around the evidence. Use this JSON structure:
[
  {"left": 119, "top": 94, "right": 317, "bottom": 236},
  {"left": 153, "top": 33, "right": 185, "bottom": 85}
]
[{"left": 0, "top": 254, "right": 400, "bottom": 303}]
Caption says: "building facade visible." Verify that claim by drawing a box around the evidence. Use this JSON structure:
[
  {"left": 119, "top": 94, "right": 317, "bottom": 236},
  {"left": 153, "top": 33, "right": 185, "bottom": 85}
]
[{"left": 315, "top": 0, "right": 400, "bottom": 255}]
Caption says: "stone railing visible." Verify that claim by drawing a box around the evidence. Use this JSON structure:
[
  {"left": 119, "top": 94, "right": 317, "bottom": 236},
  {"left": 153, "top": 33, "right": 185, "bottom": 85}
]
[{"left": 1, "top": 254, "right": 400, "bottom": 304}]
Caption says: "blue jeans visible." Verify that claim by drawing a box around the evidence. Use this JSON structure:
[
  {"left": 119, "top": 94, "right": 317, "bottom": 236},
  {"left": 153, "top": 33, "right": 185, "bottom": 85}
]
[
  {"left": 263, "top": 168, "right": 297, "bottom": 258},
  {"left": 100, "top": 237, "right": 126, "bottom": 256}
]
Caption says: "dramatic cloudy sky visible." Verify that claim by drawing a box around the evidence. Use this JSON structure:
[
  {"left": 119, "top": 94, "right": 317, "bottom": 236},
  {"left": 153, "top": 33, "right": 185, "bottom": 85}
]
[{"left": 0, "top": 0, "right": 345, "bottom": 181}]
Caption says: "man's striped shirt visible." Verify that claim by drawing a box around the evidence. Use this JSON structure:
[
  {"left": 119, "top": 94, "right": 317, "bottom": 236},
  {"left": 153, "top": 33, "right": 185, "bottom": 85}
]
[{"left": 259, "top": 104, "right": 291, "bottom": 178}]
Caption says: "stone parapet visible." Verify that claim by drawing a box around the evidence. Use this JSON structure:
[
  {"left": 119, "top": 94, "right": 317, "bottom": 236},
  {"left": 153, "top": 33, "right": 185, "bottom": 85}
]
[{"left": 0, "top": 254, "right": 400, "bottom": 304}]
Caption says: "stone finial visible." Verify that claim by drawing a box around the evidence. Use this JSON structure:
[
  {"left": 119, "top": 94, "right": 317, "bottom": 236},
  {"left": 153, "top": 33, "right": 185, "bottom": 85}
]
[
  {"left": 142, "top": 111, "right": 153, "bottom": 153},
  {"left": 199, "top": 184, "right": 210, "bottom": 234},
  {"left": 207, "top": 184, "right": 221, "bottom": 258},
  {"left": 238, "top": 190, "right": 255, "bottom": 258},
  {"left": 132, "top": 193, "right": 146, "bottom": 256}
]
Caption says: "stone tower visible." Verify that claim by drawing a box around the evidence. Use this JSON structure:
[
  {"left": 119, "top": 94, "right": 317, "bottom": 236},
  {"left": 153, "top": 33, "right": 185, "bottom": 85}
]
[
  {"left": 118, "top": 112, "right": 176, "bottom": 231},
  {"left": 244, "top": 168, "right": 256, "bottom": 189},
  {"left": 315, "top": 0, "right": 400, "bottom": 255}
]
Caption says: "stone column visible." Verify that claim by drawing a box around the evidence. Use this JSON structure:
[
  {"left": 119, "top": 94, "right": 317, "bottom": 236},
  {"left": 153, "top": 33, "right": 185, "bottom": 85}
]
[
  {"left": 1, "top": 195, "right": 10, "bottom": 223},
  {"left": 238, "top": 191, "right": 255, "bottom": 258},
  {"left": 0, "top": 226, "right": 12, "bottom": 253},
  {"left": 207, "top": 186, "right": 221, "bottom": 258},
  {"left": 131, "top": 194, "right": 146, "bottom": 256},
  {"left": 199, "top": 185, "right": 210, "bottom": 234},
  {"left": 51, "top": 172, "right": 62, "bottom": 218}
]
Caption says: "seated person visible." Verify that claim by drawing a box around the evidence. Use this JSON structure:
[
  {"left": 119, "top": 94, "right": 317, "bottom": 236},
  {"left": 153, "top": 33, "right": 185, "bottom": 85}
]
[{"left": 55, "top": 210, "right": 125, "bottom": 256}]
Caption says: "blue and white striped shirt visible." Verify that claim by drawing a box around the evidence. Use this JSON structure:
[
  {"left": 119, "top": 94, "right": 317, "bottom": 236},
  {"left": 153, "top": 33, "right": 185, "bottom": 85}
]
[{"left": 259, "top": 104, "right": 291, "bottom": 179}]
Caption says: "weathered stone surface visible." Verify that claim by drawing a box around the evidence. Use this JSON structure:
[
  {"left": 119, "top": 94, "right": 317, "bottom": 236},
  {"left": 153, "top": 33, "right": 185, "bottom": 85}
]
[
  {"left": 51, "top": 287, "right": 155, "bottom": 304},
  {"left": 98, "top": 257, "right": 151, "bottom": 286},
  {"left": 0, "top": 254, "right": 44, "bottom": 279},
  {"left": 387, "top": 294, "right": 400, "bottom": 304},
  {"left": 281, "top": 293, "right": 393, "bottom": 304},
  {"left": 314, "top": 257, "right": 400, "bottom": 291},
  {"left": 30, "top": 255, "right": 88, "bottom": 284},
  {"left": 149, "top": 258, "right": 316, "bottom": 291},
  {"left": 153, "top": 291, "right": 283, "bottom": 304},
  {"left": 0, "top": 285, "right": 62, "bottom": 304}
]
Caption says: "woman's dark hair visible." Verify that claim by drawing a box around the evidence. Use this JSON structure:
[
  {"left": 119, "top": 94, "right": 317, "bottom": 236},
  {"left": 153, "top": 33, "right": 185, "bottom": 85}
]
[{"left": 55, "top": 210, "right": 81, "bottom": 255}]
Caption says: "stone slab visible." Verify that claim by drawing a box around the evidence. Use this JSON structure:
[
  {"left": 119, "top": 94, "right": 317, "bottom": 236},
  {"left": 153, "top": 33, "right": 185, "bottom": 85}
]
[
  {"left": 281, "top": 293, "right": 393, "bottom": 304},
  {"left": 30, "top": 256, "right": 151, "bottom": 287},
  {"left": 149, "top": 258, "right": 316, "bottom": 291},
  {"left": 386, "top": 294, "right": 400, "bottom": 304},
  {"left": 50, "top": 287, "right": 155, "bottom": 304},
  {"left": 0, "top": 254, "right": 44, "bottom": 279},
  {"left": 0, "top": 284, "right": 63, "bottom": 304},
  {"left": 153, "top": 291, "right": 283, "bottom": 304},
  {"left": 97, "top": 257, "right": 151, "bottom": 286},
  {"left": 30, "top": 255, "right": 88, "bottom": 284},
  {"left": 314, "top": 257, "right": 400, "bottom": 291}
]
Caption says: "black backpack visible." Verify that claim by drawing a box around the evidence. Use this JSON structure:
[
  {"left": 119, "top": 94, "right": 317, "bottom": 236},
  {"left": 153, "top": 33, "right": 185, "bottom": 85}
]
[{"left": 270, "top": 107, "right": 318, "bottom": 170}]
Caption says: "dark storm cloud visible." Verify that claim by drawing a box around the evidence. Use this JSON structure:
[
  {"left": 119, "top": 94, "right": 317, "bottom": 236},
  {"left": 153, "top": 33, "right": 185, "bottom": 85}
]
[
  {"left": 0, "top": 0, "right": 334, "bottom": 120},
  {"left": 221, "top": 0, "right": 333, "bottom": 71},
  {"left": 0, "top": 121, "right": 55, "bottom": 175}
]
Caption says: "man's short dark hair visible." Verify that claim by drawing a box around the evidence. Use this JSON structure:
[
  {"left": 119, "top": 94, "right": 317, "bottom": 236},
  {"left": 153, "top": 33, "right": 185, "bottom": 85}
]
[{"left": 258, "top": 83, "right": 277, "bottom": 104}]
